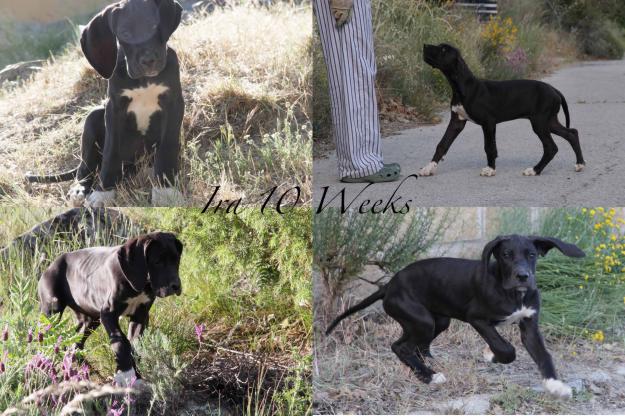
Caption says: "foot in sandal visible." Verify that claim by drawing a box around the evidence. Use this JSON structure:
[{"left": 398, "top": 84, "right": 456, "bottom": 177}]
[{"left": 341, "top": 163, "right": 401, "bottom": 183}]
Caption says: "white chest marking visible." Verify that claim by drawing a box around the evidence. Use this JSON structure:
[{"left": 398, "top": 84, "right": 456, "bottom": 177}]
[
  {"left": 121, "top": 83, "right": 169, "bottom": 135},
  {"left": 451, "top": 104, "right": 473, "bottom": 122},
  {"left": 122, "top": 293, "right": 151, "bottom": 316},
  {"left": 498, "top": 305, "right": 536, "bottom": 326}
]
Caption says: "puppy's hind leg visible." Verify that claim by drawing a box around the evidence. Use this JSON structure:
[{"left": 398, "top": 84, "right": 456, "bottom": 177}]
[
  {"left": 421, "top": 314, "right": 451, "bottom": 358},
  {"left": 74, "top": 313, "right": 101, "bottom": 350},
  {"left": 386, "top": 299, "right": 442, "bottom": 383},
  {"left": 69, "top": 107, "right": 105, "bottom": 207},
  {"left": 525, "top": 118, "right": 558, "bottom": 176},
  {"left": 549, "top": 117, "right": 585, "bottom": 172}
]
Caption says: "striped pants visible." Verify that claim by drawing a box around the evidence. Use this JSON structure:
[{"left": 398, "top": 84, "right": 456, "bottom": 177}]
[{"left": 315, "top": 0, "right": 384, "bottom": 178}]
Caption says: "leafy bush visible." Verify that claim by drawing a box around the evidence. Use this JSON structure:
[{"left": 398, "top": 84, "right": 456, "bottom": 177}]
[
  {"left": 544, "top": 0, "right": 625, "bottom": 59},
  {"left": 313, "top": 208, "right": 451, "bottom": 301}
]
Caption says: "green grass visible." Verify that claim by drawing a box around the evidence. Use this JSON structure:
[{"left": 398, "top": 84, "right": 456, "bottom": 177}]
[
  {"left": 0, "top": 208, "right": 312, "bottom": 415},
  {"left": 0, "top": 19, "right": 81, "bottom": 70}
]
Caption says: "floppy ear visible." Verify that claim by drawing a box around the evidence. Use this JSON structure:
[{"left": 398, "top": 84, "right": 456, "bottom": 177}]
[
  {"left": 529, "top": 236, "right": 586, "bottom": 258},
  {"left": 81, "top": 4, "right": 119, "bottom": 79},
  {"left": 174, "top": 237, "right": 183, "bottom": 256},
  {"left": 156, "top": 0, "right": 182, "bottom": 42},
  {"left": 117, "top": 236, "right": 153, "bottom": 292},
  {"left": 481, "top": 236, "right": 509, "bottom": 275}
]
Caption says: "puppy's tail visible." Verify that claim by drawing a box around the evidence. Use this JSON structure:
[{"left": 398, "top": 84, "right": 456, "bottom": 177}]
[
  {"left": 555, "top": 88, "right": 570, "bottom": 128},
  {"left": 325, "top": 285, "right": 387, "bottom": 336},
  {"left": 25, "top": 168, "right": 78, "bottom": 183}
]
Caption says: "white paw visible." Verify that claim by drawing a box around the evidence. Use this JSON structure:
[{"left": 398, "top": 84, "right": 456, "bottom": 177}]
[
  {"left": 67, "top": 183, "right": 86, "bottom": 207},
  {"left": 522, "top": 167, "right": 537, "bottom": 176},
  {"left": 482, "top": 346, "right": 495, "bottom": 363},
  {"left": 85, "top": 190, "right": 116, "bottom": 208},
  {"left": 480, "top": 167, "right": 496, "bottom": 177},
  {"left": 418, "top": 161, "right": 438, "bottom": 176},
  {"left": 543, "top": 378, "right": 572, "bottom": 399},
  {"left": 431, "top": 373, "right": 447, "bottom": 384},
  {"left": 113, "top": 368, "right": 138, "bottom": 387},
  {"left": 575, "top": 163, "right": 585, "bottom": 172},
  {"left": 151, "top": 187, "right": 185, "bottom": 207}
]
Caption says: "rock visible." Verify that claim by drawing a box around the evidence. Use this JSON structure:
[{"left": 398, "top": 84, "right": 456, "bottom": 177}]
[
  {"left": 588, "top": 370, "right": 612, "bottom": 383},
  {"left": 568, "top": 379, "right": 584, "bottom": 393},
  {"left": 588, "top": 382, "right": 604, "bottom": 395},
  {"left": 438, "top": 394, "right": 492, "bottom": 415},
  {"left": 615, "top": 365, "right": 625, "bottom": 376},
  {"left": 534, "top": 378, "right": 584, "bottom": 394},
  {"left": 0, "top": 60, "right": 44, "bottom": 84}
]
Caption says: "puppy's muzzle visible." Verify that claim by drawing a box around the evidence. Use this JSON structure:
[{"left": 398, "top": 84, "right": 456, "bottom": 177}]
[{"left": 157, "top": 281, "right": 182, "bottom": 297}]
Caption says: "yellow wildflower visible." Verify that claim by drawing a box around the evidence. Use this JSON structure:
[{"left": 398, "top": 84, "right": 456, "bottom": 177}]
[{"left": 592, "top": 330, "right": 605, "bottom": 343}]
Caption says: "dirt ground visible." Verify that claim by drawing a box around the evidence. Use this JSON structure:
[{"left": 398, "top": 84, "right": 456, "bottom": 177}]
[{"left": 313, "top": 268, "right": 625, "bottom": 415}]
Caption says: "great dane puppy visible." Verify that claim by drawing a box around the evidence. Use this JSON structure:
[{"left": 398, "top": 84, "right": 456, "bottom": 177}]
[
  {"left": 26, "top": 0, "right": 185, "bottom": 207},
  {"left": 38, "top": 232, "right": 183, "bottom": 386},
  {"left": 326, "top": 235, "right": 585, "bottom": 398},
  {"left": 419, "top": 43, "right": 585, "bottom": 177}
]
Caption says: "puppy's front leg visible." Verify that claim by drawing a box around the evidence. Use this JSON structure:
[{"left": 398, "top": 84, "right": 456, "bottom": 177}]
[
  {"left": 419, "top": 112, "right": 466, "bottom": 176},
  {"left": 520, "top": 317, "right": 572, "bottom": 398},
  {"left": 470, "top": 320, "right": 516, "bottom": 364},
  {"left": 101, "top": 310, "right": 137, "bottom": 386},
  {"left": 87, "top": 102, "right": 123, "bottom": 208},
  {"left": 128, "top": 304, "right": 150, "bottom": 342},
  {"left": 480, "top": 123, "right": 497, "bottom": 177},
  {"left": 152, "top": 92, "right": 184, "bottom": 206}
]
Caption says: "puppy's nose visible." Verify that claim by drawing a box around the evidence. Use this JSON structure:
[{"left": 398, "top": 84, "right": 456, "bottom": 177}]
[
  {"left": 170, "top": 282, "right": 181, "bottom": 295},
  {"left": 517, "top": 273, "right": 529, "bottom": 282},
  {"left": 140, "top": 54, "right": 157, "bottom": 67}
]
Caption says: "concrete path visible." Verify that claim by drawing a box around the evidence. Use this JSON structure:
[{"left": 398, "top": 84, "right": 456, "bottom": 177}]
[{"left": 314, "top": 60, "right": 625, "bottom": 208}]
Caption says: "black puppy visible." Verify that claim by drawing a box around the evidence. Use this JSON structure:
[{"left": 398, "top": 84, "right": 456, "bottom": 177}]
[
  {"left": 38, "top": 232, "right": 183, "bottom": 386},
  {"left": 26, "top": 0, "right": 185, "bottom": 208},
  {"left": 419, "top": 43, "right": 585, "bottom": 177},
  {"left": 326, "top": 235, "right": 585, "bottom": 398}
]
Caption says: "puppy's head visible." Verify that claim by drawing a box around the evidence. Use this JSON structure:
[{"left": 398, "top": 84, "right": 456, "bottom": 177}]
[
  {"left": 118, "top": 232, "right": 183, "bottom": 297},
  {"left": 423, "top": 43, "right": 463, "bottom": 74},
  {"left": 482, "top": 235, "right": 585, "bottom": 292},
  {"left": 81, "top": 0, "right": 182, "bottom": 79}
]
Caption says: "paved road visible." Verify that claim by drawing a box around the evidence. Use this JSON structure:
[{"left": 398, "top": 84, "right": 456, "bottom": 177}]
[{"left": 314, "top": 60, "right": 625, "bottom": 209}]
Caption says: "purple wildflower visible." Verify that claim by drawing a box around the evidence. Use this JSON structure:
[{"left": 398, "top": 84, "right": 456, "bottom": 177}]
[
  {"left": 78, "top": 363, "right": 90, "bottom": 381},
  {"left": 0, "top": 361, "right": 5, "bottom": 373},
  {"left": 109, "top": 404, "right": 125, "bottom": 416},
  {"left": 194, "top": 323, "right": 205, "bottom": 343},
  {"left": 25, "top": 353, "right": 57, "bottom": 383},
  {"left": 2, "top": 325, "right": 8, "bottom": 342},
  {"left": 27, "top": 328, "right": 33, "bottom": 343},
  {"left": 62, "top": 349, "right": 76, "bottom": 381},
  {"left": 37, "top": 331, "right": 44, "bottom": 343},
  {"left": 54, "top": 335, "right": 62, "bottom": 354}
]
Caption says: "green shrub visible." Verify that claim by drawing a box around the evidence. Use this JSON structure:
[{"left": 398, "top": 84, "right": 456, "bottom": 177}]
[
  {"left": 544, "top": 0, "right": 625, "bottom": 59},
  {"left": 313, "top": 208, "right": 451, "bottom": 300}
]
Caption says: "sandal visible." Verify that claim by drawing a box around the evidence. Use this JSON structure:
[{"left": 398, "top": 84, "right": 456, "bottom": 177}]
[{"left": 341, "top": 163, "right": 401, "bottom": 183}]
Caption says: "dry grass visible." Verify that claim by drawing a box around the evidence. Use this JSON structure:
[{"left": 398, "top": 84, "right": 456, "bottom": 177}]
[
  {"left": 314, "top": 286, "right": 625, "bottom": 415},
  {"left": 0, "top": 4, "right": 312, "bottom": 207}
]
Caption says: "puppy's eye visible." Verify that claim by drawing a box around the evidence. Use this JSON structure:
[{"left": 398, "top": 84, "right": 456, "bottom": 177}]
[
  {"left": 502, "top": 250, "right": 512, "bottom": 258},
  {"left": 528, "top": 252, "right": 537, "bottom": 258}
]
